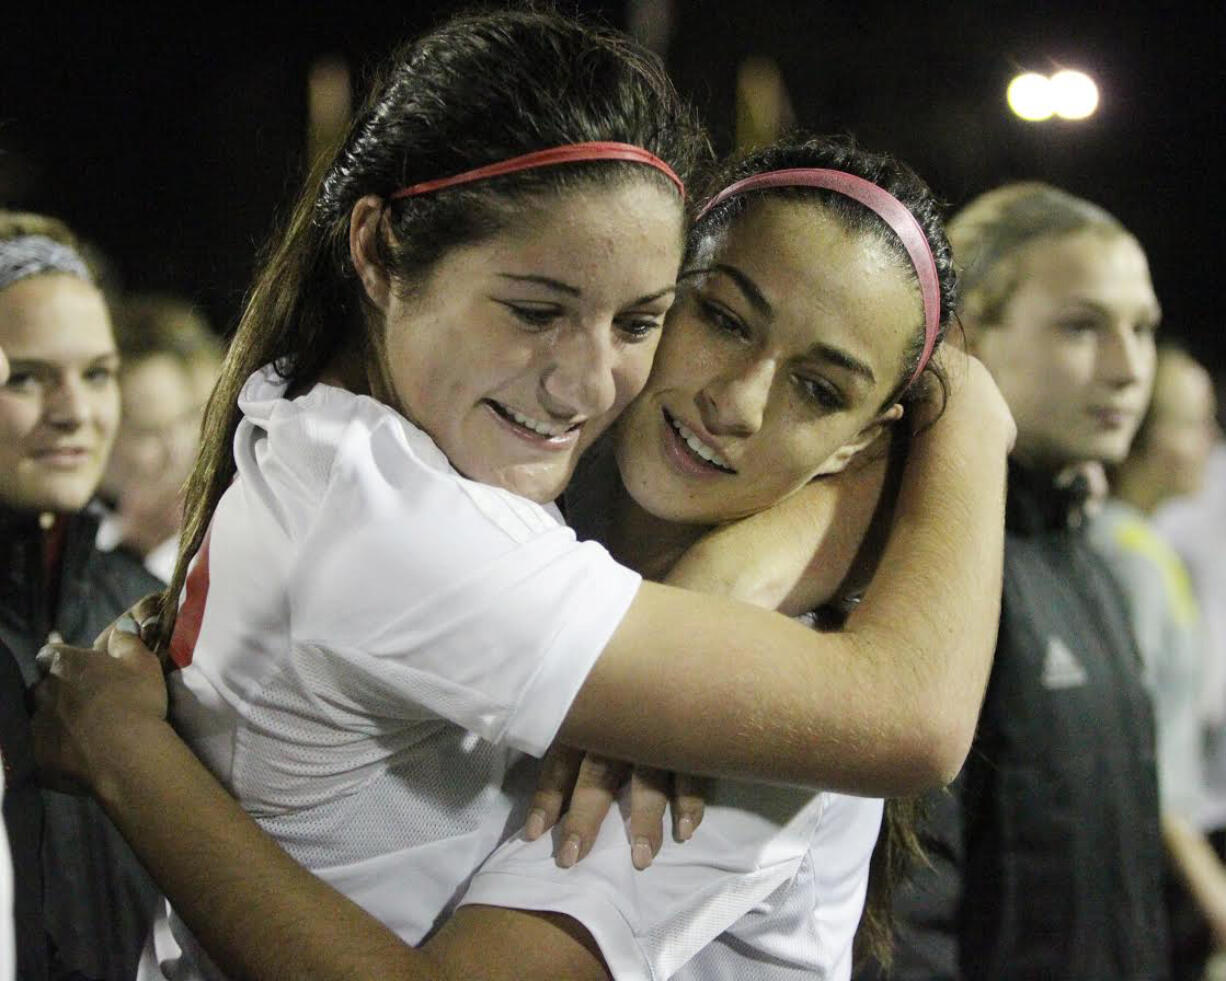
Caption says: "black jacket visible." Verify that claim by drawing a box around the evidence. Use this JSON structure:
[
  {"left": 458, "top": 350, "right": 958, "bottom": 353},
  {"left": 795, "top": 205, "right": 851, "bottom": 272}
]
[
  {"left": 875, "top": 464, "right": 1168, "bottom": 980},
  {"left": 0, "top": 507, "right": 163, "bottom": 980}
]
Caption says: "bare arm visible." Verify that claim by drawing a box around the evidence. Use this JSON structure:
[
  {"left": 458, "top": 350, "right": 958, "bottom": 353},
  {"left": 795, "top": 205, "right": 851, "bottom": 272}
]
[
  {"left": 33, "top": 632, "right": 609, "bottom": 981},
  {"left": 562, "top": 353, "right": 1012, "bottom": 796}
]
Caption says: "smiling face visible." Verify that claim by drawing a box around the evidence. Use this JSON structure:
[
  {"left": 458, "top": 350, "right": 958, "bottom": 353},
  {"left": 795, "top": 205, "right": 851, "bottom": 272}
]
[
  {"left": 369, "top": 180, "right": 685, "bottom": 504},
  {"left": 0, "top": 274, "right": 120, "bottom": 513},
  {"left": 970, "top": 229, "right": 1160, "bottom": 471},
  {"left": 614, "top": 198, "right": 921, "bottom": 524}
]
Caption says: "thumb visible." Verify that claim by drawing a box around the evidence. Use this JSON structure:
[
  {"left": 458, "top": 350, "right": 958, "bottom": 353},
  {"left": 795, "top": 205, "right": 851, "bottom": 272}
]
[{"left": 106, "top": 627, "right": 152, "bottom": 664}]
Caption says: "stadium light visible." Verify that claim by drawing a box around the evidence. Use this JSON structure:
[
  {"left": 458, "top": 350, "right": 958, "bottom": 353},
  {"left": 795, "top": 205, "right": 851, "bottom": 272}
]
[{"left": 1007, "top": 69, "right": 1099, "bottom": 122}]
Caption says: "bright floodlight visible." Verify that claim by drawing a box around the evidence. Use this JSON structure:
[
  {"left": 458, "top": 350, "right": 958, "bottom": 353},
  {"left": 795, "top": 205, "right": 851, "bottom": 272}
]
[
  {"left": 1050, "top": 69, "right": 1099, "bottom": 119},
  {"left": 1007, "top": 72, "right": 1054, "bottom": 121}
]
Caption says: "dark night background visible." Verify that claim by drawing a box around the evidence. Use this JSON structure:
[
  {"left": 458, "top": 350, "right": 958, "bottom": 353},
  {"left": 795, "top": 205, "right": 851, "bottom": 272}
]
[{"left": 3, "top": 2, "right": 1222, "bottom": 372}]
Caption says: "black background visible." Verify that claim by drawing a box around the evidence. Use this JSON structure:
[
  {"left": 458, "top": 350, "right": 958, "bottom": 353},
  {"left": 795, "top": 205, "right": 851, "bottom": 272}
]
[{"left": 4, "top": 2, "right": 1221, "bottom": 370}]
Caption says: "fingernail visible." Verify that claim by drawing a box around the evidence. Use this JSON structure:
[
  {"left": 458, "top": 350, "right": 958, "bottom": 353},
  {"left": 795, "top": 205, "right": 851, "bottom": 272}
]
[
  {"left": 35, "top": 644, "right": 55, "bottom": 668},
  {"left": 558, "top": 835, "right": 581, "bottom": 868},
  {"left": 524, "top": 809, "right": 546, "bottom": 841},
  {"left": 632, "top": 837, "right": 653, "bottom": 870},
  {"left": 115, "top": 613, "right": 141, "bottom": 636},
  {"left": 677, "top": 816, "right": 695, "bottom": 842}
]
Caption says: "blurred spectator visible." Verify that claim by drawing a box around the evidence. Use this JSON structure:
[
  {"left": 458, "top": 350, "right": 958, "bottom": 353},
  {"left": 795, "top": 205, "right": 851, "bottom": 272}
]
[
  {"left": 1155, "top": 379, "right": 1226, "bottom": 829},
  {"left": 868, "top": 183, "right": 1167, "bottom": 979},
  {"left": 96, "top": 295, "right": 221, "bottom": 581},
  {"left": 1091, "top": 345, "right": 1223, "bottom": 979},
  {"left": 0, "top": 341, "right": 12, "bottom": 981},
  {"left": 0, "top": 211, "right": 160, "bottom": 979}
]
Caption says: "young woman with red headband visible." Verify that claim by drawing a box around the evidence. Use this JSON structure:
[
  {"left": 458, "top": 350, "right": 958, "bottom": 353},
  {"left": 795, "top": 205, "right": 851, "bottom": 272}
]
[{"left": 33, "top": 11, "right": 1010, "bottom": 979}]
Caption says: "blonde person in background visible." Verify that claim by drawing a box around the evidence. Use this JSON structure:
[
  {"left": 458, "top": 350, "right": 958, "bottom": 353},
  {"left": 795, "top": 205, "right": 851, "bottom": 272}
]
[
  {"left": 1094, "top": 345, "right": 1224, "bottom": 980},
  {"left": 96, "top": 295, "right": 221, "bottom": 580},
  {"left": 0, "top": 211, "right": 161, "bottom": 979},
  {"left": 864, "top": 183, "right": 1169, "bottom": 980}
]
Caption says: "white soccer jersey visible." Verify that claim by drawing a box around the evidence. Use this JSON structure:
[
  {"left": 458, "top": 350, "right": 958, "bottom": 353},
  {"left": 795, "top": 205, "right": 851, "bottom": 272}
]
[
  {"left": 464, "top": 778, "right": 883, "bottom": 980},
  {"left": 142, "top": 365, "right": 641, "bottom": 977}
]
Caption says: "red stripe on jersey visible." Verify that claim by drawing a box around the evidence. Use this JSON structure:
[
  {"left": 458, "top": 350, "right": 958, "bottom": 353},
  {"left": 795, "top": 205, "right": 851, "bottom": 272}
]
[{"left": 169, "top": 529, "right": 211, "bottom": 670}]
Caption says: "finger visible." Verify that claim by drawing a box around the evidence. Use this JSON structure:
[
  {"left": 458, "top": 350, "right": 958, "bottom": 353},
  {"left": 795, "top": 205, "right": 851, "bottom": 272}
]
[
  {"left": 627, "top": 767, "right": 670, "bottom": 869},
  {"left": 35, "top": 642, "right": 90, "bottom": 679},
  {"left": 524, "top": 743, "right": 584, "bottom": 841},
  {"left": 106, "top": 628, "right": 164, "bottom": 675},
  {"left": 131, "top": 593, "right": 164, "bottom": 646},
  {"left": 557, "top": 754, "right": 628, "bottom": 869},
  {"left": 671, "top": 773, "right": 707, "bottom": 843}
]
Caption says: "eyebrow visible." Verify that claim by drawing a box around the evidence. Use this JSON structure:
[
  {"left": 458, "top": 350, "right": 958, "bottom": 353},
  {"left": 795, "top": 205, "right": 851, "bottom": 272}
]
[
  {"left": 691, "top": 263, "right": 774, "bottom": 318},
  {"left": 689, "top": 264, "right": 875, "bottom": 383},
  {"left": 497, "top": 274, "right": 677, "bottom": 307},
  {"left": 808, "top": 343, "right": 876, "bottom": 384},
  {"left": 1064, "top": 297, "right": 1164, "bottom": 325},
  {"left": 5, "top": 352, "right": 119, "bottom": 370}
]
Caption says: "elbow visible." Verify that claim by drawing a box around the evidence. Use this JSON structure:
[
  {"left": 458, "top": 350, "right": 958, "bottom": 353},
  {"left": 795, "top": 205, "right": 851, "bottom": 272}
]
[
  {"left": 910, "top": 706, "right": 978, "bottom": 791},
  {"left": 874, "top": 703, "right": 978, "bottom": 796}
]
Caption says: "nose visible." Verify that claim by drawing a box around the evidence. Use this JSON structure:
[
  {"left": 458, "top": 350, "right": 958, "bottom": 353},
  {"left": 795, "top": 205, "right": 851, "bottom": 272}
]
[
  {"left": 698, "top": 355, "right": 775, "bottom": 437},
  {"left": 539, "top": 323, "right": 619, "bottom": 419},
  {"left": 44, "top": 375, "right": 89, "bottom": 429},
  {"left": 1100, "top": 324, "right": 1154, "bottom": 388}
]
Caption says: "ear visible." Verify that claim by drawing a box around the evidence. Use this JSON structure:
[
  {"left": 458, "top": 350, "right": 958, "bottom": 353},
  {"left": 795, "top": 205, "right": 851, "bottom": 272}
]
[
  {"left": 813, "top": 403, "right": 905, "bottom": 476},
  {"left": 349, "top": 194, "right": 392, "bottom": 311}
]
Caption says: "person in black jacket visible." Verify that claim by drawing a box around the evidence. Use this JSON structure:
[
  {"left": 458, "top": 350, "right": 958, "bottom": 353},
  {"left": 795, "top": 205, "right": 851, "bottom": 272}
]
[
  {"left": 0, "top": 212, "right": 161, "bottom": 980},
  {"left": 860, "top": 183, "right": 1169, "bottom": 979}
]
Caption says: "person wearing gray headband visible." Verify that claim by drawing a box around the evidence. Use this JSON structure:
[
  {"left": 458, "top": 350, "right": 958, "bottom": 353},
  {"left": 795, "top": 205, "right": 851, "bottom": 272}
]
[
  {"left": 0, "top": 234, "right": 93, "bottom": 293},
  {"left": 0, "top": 211, "right": 161, "bottom": 980}
]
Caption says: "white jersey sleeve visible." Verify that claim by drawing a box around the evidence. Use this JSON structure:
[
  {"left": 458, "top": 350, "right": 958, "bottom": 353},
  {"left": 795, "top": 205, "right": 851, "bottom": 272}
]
[{"left": 218, "top": 371, "right": 642, "bottom": 757}]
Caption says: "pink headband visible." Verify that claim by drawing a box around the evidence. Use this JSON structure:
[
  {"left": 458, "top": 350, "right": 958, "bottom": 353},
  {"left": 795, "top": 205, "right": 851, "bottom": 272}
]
[
  {"left": 697, "top": 168, "right": 941, "bottom": 387},
  {"left": 390, "top": 141, "right": 685, "bottom": 201}
]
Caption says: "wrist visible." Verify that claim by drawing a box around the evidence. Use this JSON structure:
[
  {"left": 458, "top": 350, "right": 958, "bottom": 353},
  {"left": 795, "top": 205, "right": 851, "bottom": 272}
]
[{"left": 87, "top": 715, "right": 180, "bottom": 811}]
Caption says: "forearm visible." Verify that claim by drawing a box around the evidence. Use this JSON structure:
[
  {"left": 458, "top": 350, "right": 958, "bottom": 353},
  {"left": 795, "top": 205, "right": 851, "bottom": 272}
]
[
  {"left": 89, "top": 718, "right": 438, "bottom": 981},
  {"left": 565, "top": 377, "right": 1008, "bottom": 795}
]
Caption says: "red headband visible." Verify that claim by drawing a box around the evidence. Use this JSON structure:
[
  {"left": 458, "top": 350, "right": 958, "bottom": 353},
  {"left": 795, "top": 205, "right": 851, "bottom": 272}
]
[
  {"left": 697, "top": 168, "right": 941, "bottom": 388},
  {"left": 390, "top": 141, "right": 685, "bottom": 201}
]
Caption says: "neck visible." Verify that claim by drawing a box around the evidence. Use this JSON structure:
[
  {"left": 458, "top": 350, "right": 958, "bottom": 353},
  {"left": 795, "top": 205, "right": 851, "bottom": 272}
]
[
  {"left": 605, "top": 481, "right": 710, "bottom": 581},
  {"left": 1111, "top": 462, "right": 1165, "bottom": 515}
]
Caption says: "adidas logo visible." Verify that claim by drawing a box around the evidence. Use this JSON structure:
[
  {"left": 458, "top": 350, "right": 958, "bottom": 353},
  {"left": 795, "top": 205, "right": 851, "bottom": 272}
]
[{"left": 1041, "top": 636, "right": 1088, "bottom": 690}]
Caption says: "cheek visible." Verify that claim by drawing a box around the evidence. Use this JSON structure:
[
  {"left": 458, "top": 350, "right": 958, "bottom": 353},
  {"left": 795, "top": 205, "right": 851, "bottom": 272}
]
[
  {"left": 0, "top": 398, "right": 39, "bottom": 441},
  {"left": 613, "top": 340, "right": 664, "bottom": 411}
]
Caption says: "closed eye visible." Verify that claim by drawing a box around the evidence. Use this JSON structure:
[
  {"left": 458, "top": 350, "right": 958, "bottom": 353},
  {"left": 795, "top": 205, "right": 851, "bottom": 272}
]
[
  {"left": 497, "top": 301, "right": 562, "bottom": 331},
  {"left": 615, "top": 315, "right": 665, "bottom": 342}
]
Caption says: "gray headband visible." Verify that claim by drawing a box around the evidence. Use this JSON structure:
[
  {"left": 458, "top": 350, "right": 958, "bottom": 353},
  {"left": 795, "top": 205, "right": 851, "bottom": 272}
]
[{"left": 0, "top": 235, "right": 93, "bottom": 292}]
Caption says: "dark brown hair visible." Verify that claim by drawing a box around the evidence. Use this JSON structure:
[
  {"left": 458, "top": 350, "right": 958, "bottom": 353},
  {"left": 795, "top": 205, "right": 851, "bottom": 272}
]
[{"left": 157, "top": 8, "right": 706, "bottom": 643}]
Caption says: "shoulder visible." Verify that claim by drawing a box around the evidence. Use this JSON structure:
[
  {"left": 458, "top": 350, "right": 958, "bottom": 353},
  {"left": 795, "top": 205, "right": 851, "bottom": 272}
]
[{"left": 234, "top": 367, "right": 518, "bottom": 538}]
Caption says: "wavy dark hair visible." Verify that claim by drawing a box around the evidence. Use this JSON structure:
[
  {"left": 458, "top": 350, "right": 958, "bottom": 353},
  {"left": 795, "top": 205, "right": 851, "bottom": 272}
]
[{"left": 157, "top": 7, "right": 707, "bottom": 643}]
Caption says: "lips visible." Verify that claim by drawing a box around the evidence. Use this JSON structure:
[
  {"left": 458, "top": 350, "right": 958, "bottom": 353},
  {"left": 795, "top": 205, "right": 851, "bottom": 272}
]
[
  {"left": 483, "top": 399, "right": 580, "bottom": 449},
  {"left": 29, "top": 446, "right": 92, "bottom": 468},
  {"left": 1087, "top": 406, "right": 1136, "bottom": 429},
  {"left": 661, "top": 407, "right": 736, "bottom": 476}
]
